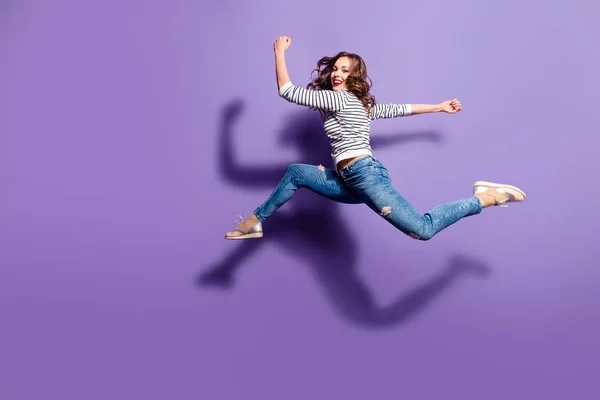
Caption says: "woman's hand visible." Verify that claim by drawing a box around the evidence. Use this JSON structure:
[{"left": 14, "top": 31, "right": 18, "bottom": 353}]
[
  {"left": 274, "top": 37, "right": 292, "bottom": 89},
  {"left": 274, "top": 36, "right": 292, "bottom": 54},
  {"left": 439, "top": 99, "right": 462, "bottom": 114}
]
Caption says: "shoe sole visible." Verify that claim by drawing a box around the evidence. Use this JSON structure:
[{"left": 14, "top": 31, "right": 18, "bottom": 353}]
[
  {"left": 225, "top": 232, "right": 263, "bottom": 240},
  {"left": 474, "top": 181, "right": 526, "bottom": 199}
]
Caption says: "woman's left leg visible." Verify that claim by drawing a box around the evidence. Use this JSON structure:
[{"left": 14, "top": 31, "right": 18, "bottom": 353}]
[
  {"left": 341, "top": 158, "right": 482, "bottom": 241},
  {"left": 367, "top": 185, "right": 482, "bottom": 241}
]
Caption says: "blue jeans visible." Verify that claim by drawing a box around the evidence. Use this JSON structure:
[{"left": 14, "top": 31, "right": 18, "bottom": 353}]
[{"left": 254, "top": 156, "right": 482, "bottom": 240}]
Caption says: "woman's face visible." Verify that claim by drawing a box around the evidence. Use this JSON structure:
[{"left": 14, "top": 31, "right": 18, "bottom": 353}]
[{"left": 331, "top": 56, "right": 351, "bottom": 91}]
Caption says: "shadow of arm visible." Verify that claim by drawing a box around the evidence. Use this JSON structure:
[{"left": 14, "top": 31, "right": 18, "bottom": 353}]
[
  {"left": 218, "top": 99, "right": 291, "bottom": 188},
  {"left": 370, "top": 130, "right": 444, "bottom": 150}
]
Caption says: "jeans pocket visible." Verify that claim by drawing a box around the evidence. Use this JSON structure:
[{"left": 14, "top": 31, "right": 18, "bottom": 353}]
[{"left": 345, "top": 166, "right": 383, "bottom": 189}]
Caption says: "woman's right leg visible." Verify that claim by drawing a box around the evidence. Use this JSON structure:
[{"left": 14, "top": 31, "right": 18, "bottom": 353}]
[{"left": 225, "top": 163, "right": 361, "bottom": 238}]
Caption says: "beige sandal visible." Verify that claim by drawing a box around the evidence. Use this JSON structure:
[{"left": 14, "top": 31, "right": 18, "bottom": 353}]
[
  {"left": 225, "top": 214, "right": 263, "bottom": 240},
  {"left": 473, "top": 181, "right": 526, "bottom": 207}
]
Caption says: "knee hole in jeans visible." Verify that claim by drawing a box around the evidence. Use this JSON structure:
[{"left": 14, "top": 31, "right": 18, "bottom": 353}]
[{"left": 380, "top": 206, "right": 392, "bottom": 216}]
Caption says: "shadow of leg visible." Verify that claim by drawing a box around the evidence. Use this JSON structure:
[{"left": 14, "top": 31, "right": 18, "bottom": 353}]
[
  {"left": 198, "top": 239, "right": 265, "bottom": 289},
  {"left": 197, "top": 210, "right": 320, "bottom": 289},
  {"left": 360, "top": 254, "right": 492, "bottom": 327}
]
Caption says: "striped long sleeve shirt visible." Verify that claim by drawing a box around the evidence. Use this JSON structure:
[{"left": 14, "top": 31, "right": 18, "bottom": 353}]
[{"left": 279, "top": 81, "right": 412, "bottom": 166}]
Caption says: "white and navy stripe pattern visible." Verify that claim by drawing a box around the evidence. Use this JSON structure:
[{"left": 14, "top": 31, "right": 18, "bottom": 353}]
[{"left": 279, "top": 82, "right": 412, "bottom": 165}]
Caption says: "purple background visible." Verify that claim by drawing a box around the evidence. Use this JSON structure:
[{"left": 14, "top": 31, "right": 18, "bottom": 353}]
[{"left": 2, "top": 1, "right": 599, "bottom": 399}]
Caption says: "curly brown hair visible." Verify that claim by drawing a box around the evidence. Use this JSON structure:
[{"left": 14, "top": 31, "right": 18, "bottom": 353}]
[{"left": 306, "top": 51, "right": 376, "bottom": 118}]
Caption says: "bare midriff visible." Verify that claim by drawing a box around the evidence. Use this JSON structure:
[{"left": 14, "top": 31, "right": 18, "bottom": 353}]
[{"left": 336, "top": 154, "right": 370, "bottom": 172}]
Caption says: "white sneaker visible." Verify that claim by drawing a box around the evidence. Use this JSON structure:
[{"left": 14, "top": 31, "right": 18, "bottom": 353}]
[{"left": 473, "top": 181, "right": 526, "bottom": 207}]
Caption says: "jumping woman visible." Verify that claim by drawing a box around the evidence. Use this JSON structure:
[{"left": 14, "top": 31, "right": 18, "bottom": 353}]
[{"left": 225, "top": 36, "right": 526, "bottom": 240}]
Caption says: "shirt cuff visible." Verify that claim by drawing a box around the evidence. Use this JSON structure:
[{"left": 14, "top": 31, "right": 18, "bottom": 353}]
[
  {"left": 404, "top": 104, "right": 412, "bottom": 116},
  {"left": 278, "top": 81, "right": 293, "bottom": 96}
]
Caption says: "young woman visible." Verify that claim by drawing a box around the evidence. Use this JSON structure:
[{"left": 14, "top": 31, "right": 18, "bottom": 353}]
[{"left": 225, "top": 36, "right": 526, "bottom": 240}]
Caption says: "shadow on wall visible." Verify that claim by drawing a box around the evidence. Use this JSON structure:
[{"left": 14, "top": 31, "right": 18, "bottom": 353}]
[{"left": 198, "top": 99, "right": 491, "bottom": 328}]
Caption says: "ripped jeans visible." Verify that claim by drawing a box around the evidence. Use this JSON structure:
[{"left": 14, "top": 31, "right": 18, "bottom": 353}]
[{"left": 253, "top": 156, "right": 482, "bottom": 240}]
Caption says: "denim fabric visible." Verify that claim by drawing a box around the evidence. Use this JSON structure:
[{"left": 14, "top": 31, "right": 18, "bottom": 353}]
[{"left": 254, "top": 156, "right": 482, "bottom": 240}]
